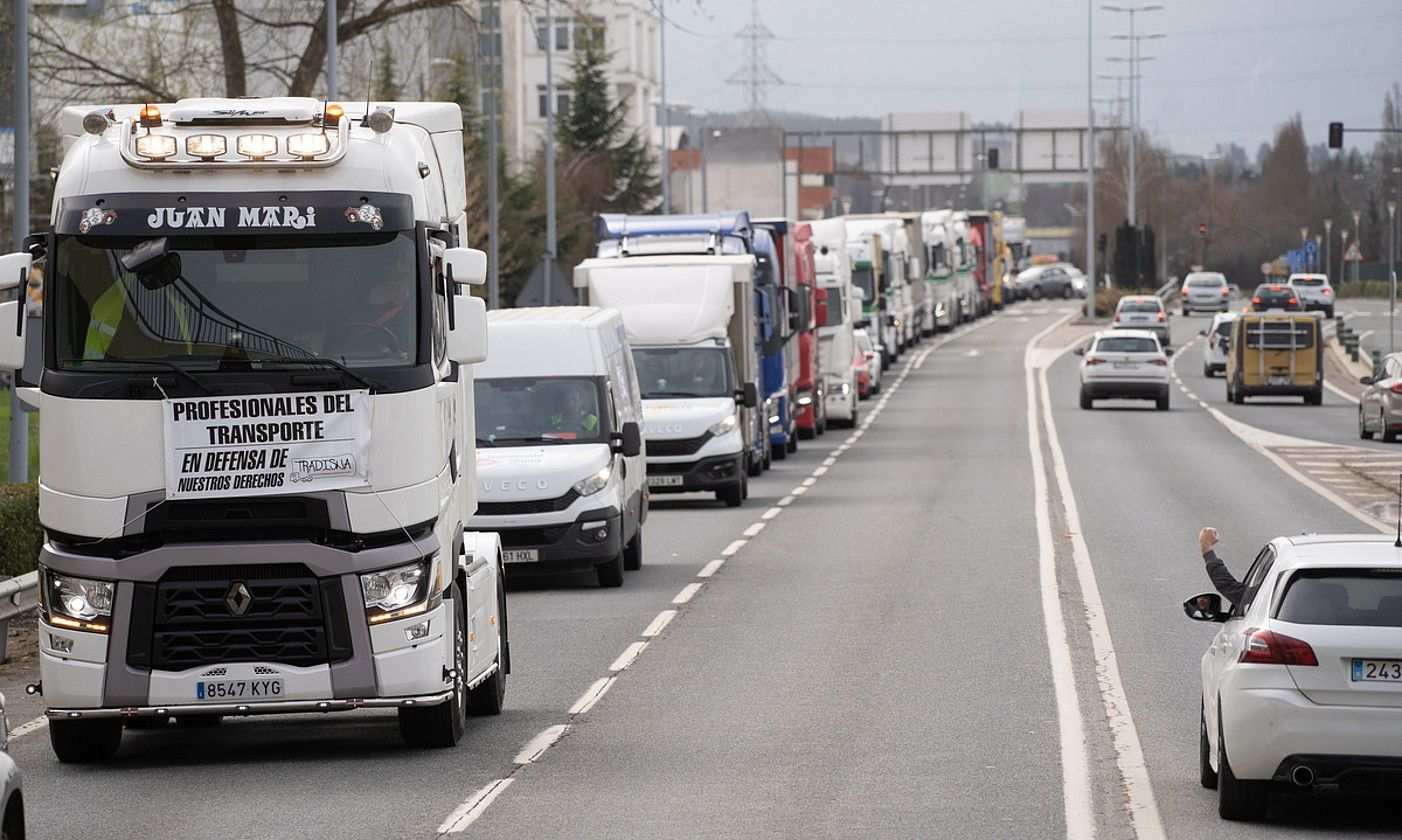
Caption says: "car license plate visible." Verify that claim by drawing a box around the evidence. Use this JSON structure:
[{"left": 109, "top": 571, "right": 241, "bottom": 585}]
[
  {"left": 1268, "top": 375, "right": 1288, "bottom": 385},
  {"left": 1352, "top": 659, "right": 1402, "bottom": 682},
  {"left": 647, "top": 475, "right": 684, "bottom": 488},
  {"left": 1113, "top": 361, "right": 1138, "bottom": 369},
  {"left": 503, "top": 549, "right": 538, "bottom": 564},
  {"left": 196, "top": 679, "right": 283, "bottom": 701}
]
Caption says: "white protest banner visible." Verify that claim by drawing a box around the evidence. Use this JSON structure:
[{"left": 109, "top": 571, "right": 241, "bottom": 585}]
[{"left": 164, "top": 390, "right": 371, "bottom": 499}]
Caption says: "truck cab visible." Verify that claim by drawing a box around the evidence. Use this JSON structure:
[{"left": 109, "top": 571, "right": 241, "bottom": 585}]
[
  {"left": 752, "top": 228, "right": 797, "bottom": 461},
  {"left": 4, "top": 98, "right": 507, "bottom": 761},
  {"left": 809, "top": 219, "right": 860, "bottom": 428},
  {"left": 920, "top": 210, "right": 961, "bottom": 332}
]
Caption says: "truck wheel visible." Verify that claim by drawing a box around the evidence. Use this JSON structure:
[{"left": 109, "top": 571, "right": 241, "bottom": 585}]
[
  {"left": 49, "top": 717, "right": 122, "bottom": 764},
  {"left": 1199, "top": 702, "right": 1218, "bottom": 789},
  {"left": 786, "top": 433, "right": 798, "bottom": 454},
  {"left": 773, "top": 437, "right": 787, "bottom": 460},
  {"left": 596, "top": 551, "right": 624, "bottom": 588},
  {"left": 1218, "top": 719, "right": 1268, "bottom": 821},
  {"left": 468, "top": 579, "right": 507, "bottom": 716},
  {"left": 623, "top": 529, "right": 643, "bottom": 571},
  {"left": 763, "top": 438, "right": 773, "bottom": 469},
  {"left": 746, "top": 452, "right": 762, "bottom": 478},
  {"left": 717, "top": 479, "right": 744, "bottom": 508},
  {"left": 1231, "top": 378, "right": 1245, "bottom": 404},
  {"left": 398, "top": 584, "right": 467, "bottom": 748}
]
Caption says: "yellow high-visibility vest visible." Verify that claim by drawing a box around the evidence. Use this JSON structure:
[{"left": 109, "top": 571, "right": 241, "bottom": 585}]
[{"left": 82, "top": 277, "right": 194, "bottom": 361}]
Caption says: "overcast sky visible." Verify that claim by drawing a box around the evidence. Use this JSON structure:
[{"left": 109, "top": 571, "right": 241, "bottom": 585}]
[{"left": 661, "top": 0, "right": 1402, "bottom": 157}]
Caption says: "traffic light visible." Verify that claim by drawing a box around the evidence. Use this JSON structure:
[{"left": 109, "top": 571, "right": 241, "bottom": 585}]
[
  {"left": 1328, "top": 122, "right": 1344, "bottom": 149},
  {"left": 1197, "top": 223, "right": 1209, "bottom": 238},
  {"left": 987, "top": 148, "right": 999, "bottom": 170}
]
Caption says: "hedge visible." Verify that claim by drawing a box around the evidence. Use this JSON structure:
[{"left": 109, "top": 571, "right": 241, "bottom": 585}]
[{"left": 0, "top": 484, "right": 41, "bottom": 578}]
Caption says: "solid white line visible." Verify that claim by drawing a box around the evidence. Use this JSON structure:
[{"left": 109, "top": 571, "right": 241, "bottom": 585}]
[
  {"left": 761, "top": 506, "right": 782, "bottom": 520},
  {"left": 721, "top": 539, "right": 747, "bottom": 557},
  {"left": 438, "top": 778, "right": 515, "bottom": 834},
  {"left": 672, "top": 582, "right": 703, "bottom": 604},
  {"left": 1324, "top": 378, "right": 1360, "bottom": 405},
  {"left": 641, "top": 609, "right": 677, "bottom": 638},
  {"left": 513, "top": 724, "right": 569, "bottom": 764},
  {"left": 568, "top": 676, "right": 616, "bottom": 715},
  {"left": 10, "top": 716, "right": 47, "bottom": 740},
  {"left": 743, "top": 522, "right": 765, "bottom": 537},
  {"left": 1038, "top": 344, "right": 1167, "bottom": 839},
  {"left": 697, "top": 559, "right": 725, "bottom": 578},
  {"left": 1023, "top": 315, "right": 1095, "bottom": 840},
  {"left": 609, "top": 641, "right": 648, "bottom": 672},
  {"left": 777, "top": 495, "right": 795, "bottom": 507}
]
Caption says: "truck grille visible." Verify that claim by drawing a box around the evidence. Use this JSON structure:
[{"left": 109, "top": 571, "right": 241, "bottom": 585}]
[
  {"left": 131, "top": 564, "right": 353, "bottom": 671},
  {"left": 497, "top": 525, "right": 571, "bottom": 548},
  {"left": 476, "top": 490, "right": 579, "bottom": 516},
  {"left": 645, "top": 432, "right": 712, "bottom": 457}
]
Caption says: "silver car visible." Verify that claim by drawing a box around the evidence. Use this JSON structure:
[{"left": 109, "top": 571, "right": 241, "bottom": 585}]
[
  {"left": 1198, "top": 311, "right": 1237, "bottom": 377},
  {"left": 1113, "top": 295, "right": 1171, "bottom": 347},
  {"left": 1359, "top": 352, "right": 1402, "bottom": 441},
  {"left": 1180, "top": 271, "right": 1230, "bottom": 315},
  {"left": 0, "top": 693, "right": 24, "bottom": 840},
  {"left": 1287, "top": 273, "right": 1335, "bottom": 318}
]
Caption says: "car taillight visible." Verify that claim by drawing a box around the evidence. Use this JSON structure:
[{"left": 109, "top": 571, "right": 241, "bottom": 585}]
[
  {"left": 1288, "top": 297, "right": 1298, "bottom": 305},
  {"left": 1221, "top": 288, "right": 1230, "bottom": 296},
  {"left": 1389, "top": 383, "right": 1402, "bottom": 395},
  {"left": 1113, "top": 313, "right": 1121, "bottom": 322},
  {"left": 1084, "top": 357, "right": 1105, "bottom": 366},
  {"left": 1239, "top": 627, "right": 1317, "bottom": 666},
  {"left": 1322, "top": 288, "right": 1332, "bottom": 296},
  {"left": 1252, "top": 297, "right": 1261, "bottom": 304},
  {"left": 1157, "top": 311, "right": 1166, "bottom": 322},
  {"left": 1148, "top": 358, "right": 1168, "bottom": 366},
  {"left": 1181, "top": 287, "right": 1189, "bottom": 297}
]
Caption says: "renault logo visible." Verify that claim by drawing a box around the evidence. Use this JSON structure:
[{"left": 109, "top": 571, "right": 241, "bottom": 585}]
[{"left": 225, "top": 582, "right": 253, "bottom": 616}]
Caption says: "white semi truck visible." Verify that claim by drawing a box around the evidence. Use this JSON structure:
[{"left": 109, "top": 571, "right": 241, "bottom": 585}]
[
  {"left": 0, "top": 97, "right": 507, "bottom": 762},
  {"left": 808, "top": 219, "right": 859, "bottom": 427},
  {"left": 574, "top": 254, "right": 760, "bottom": 507},
  {"left": 842, "top": 216, "right": 917, "bottom": 354}
]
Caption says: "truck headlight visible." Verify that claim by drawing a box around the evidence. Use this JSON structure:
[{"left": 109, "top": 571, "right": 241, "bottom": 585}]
[
  {"left": 360, "top": 559, "right": 433, "bottom": 624},
  {"left": 572, "top": 465, "right": 611, "bottom": 497},
  {"left": 41, "top": 569, "right": 114, "bottom": 633},
  {"left": 708, "top": 413, "right": 738, "bottom": 436}
]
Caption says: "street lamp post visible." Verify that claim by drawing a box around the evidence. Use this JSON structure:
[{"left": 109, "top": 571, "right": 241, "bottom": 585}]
[
  {"left": 1324, "top": 218, "right": 1332, "bottom": 281},
  {"left": 658, "top": 0, "right": 670, "bottom": 213},
  {"left": 9, "top": 0, "right": 30, "bottom": 483},
  {"left": 1300, "top": 226, "right": 1309, "bottom": 273},
  {"left": 1353, "top": 209, "right": 1363, "bottom": 285},
  {"left": 1086, "top": 0, "right": 1096, "bottom": 320},
  {"left": 543, "top": 0, "right": 558, "bottom": 305},
  {"left": 1103, "top": 5, "right": 1163, "bottom": 228},
  {"left": 1390, "top": 200, "right": 1397, "bottom": 355},
  {"left": 1341, "top": 228, "right": 1350, "bottom": 287}
]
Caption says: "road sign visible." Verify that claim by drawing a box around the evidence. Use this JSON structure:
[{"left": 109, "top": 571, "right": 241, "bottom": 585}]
[
  {"left": 1259, "top": 260, "right": 1273, "bottom": 275},
  {"left": 1344, "top": 240, "right": 1364, "bottom": 263},
  {"left": 1304, "top": 240, "right": 1319, "bottom": 260},
  {"left": 1287, "top": 249, "right": 1307, "bottom": 270}
]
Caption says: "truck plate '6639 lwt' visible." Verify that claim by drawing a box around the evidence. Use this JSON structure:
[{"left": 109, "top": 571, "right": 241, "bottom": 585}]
[{"left": 0, "top": 98, "right": 508, "bottom": 762}]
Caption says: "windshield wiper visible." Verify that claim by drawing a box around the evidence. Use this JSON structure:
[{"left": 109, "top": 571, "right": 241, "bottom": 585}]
[
  {"left": 644, "top": 390, "right": 720, "bottom": 398},
  {"left": 475, "top": 437, "right": 497, "bottom": 448},
  {"left": 100, "top": 356, "right": 215, "bottom": 395},
  {"left": 493, "top": 436, "right": 575, "bottom": 445},
  {"left": 245, "top": 356, "right": 378, "bottom": 392}
]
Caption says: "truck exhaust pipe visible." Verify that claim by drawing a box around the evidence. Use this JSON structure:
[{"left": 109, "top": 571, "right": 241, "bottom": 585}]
[{"left": 1290, "top": 764, "right": 1315, "bottom": 787}]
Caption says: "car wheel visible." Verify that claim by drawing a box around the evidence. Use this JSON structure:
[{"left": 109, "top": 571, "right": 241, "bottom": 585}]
[
  {"left": 1384, "top": 412, "right": 1398, "bottom": 443},
  {"left": 623, "top": 528, "right": 642, "bottom": 571},
  {"left": 762, "top": 437, "right": 773, "bottom": 469},
  {"left": 399, "top": 583, "right": 468, "bottom": 746},
  {"left": 1156, "top": 392, "right": 1170, "bottom": 411},
  {"left": 746, "top": 452, "right": 762, "bottom": 477},
  {"left": 1360, "top": 408, "right": 1375, "bottom": 439},
  {"left": 1218, "top": 717, "right": 1269, "bottom": 821},
  {"left": 1062, "top": 285, "right": 1073, "bottom": 299},
  {"left": 468, "top": 576, "right": 508, "bottom": 716},
  {"left": 49, "top": 718, "right": 122, "bottom": 764},
  {"left": 1079, "top": 388, "right": 1093, "bottom": 410},
  {"left": 1200, "top": 702, "right": 1218, "bottom": 789},
  {"left": 1029, "top": 286, "right": 1043, "bottom": 300},
  {"left": 717, "top": 479, "right": 743, "bottom": 507},
  {"left": 1231, "top": 377, "right": 1245, "bottom": 404},
  {"left": 1326, "top": 307, "right": 1334, "bottom": 319},
  {"left": 1203, "top": 364, "right": 1212, "bottom": 378},
  {"left": 596, "top": 550, "right": 625, "bottom": 588}
]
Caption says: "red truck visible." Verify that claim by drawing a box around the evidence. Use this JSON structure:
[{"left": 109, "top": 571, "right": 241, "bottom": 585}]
[
  {"left": 966, "top": 211, "right": 1000, "bottom": 313},
  {"left": 755, "top": 218, "right": 826, "bottom": 439}
]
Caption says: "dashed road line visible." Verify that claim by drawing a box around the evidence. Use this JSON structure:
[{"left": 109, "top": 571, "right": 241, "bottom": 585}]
[
  {"left": 672, "top": 583, "right": 702, "bottom": 605},
  {"left": 742, "top": 522, "right": 765, "bottom": 537},
  {"left": 568, "top": 676, "right": 616, "bottom": 715},
  {"left": 641, "top": 609, "right": 677, "bottom": 638},
  {"left": 721, "top": 539, "right": 747, "bottom": 557},
  {"left": 697, "top": 559, "right": 725, "bottom": 578},
  {"left": 437, "top": 779, "right": 515, "bottom": 835},
  {"left": 761, "top": 506, "right": 782, "bottom": 520},
  {"left": 514, "top": 724, "right": 570, "bottom": 764},
  {"left": 609, "top": 641, "right": 649, "bottom": 672}
]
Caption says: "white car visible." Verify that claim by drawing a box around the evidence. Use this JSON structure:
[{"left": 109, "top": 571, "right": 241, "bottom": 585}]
[
  {"left": 1186, "top": 534, "right": 1402, "bottom": 821},
  {"left": 1076, "top": 329, "right": 1172, "bottom": 410},
  {"left": 0, "top": 693, "right": 24, "bottom": 839},
  {"left": 1113, "top": 295, "right": 1171, "bottom": 347},
  {"left": 1287, "top": 273, "right": 1335, "bottom": 318},
  {"left": 853, "top": 328, "right": 883, "bottom": 397},
  {"left": 1199, "top": 311, "right": 1237, "bottom": 377},
  {"left": 1181, "top": 271, "right": 1231, "bottom": 315}
]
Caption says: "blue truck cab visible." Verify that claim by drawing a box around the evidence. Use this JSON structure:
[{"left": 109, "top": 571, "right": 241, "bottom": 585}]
[{"left": 751, "top": 228, "right": 797, "bottom": 458}]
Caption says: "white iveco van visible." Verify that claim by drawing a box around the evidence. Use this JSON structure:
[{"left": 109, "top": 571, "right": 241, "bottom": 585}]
[{"left": 471, "top": 308, "right": 645, "bottom": 587}]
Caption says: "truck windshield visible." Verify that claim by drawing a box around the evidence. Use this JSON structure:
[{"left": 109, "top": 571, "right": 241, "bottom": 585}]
[
  {"left": 632, "top": 347, "right": 733, "bottom": 399},
  {"left": 821, "top": 286, "right": 845, "bottom": 326},
  {"left": 51, "top": 232, "right": 419, "bottom": 371},
  {"left": 475, "top": 377, "right": 607, "bottom": 444},
  {"left": 851, "top": 266, "right": 876, "bottom": 306}
]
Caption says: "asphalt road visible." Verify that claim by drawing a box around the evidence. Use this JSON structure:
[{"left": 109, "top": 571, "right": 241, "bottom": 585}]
[{"left": 5, "top": 301, "right": 1399, "bottom": 839}]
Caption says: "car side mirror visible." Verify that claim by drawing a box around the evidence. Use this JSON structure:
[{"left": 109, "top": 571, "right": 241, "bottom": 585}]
[
  {"left": 1164, "top": 347, "right": 1175, "bottom": 357},
  {"left": 1198, "top": 329, "right": 1207, "bottom": 337},
  {"left": 1183, "top": 593, "right": 1230, "bottom": 623},
  {"left": 448, "top": 294, "right": 488, "bottom": 364},
  {"left": 1072, "top": 346, "right": 1086, "bottom": 356},
  {"left": 1361, "top": 376, "right": 1375, "bottom": 385},
  {"left": 611, "top": 421, "right": 642, "bottom": 457},
  {"left": 737, "top": 382, "right": 759, "bottom": 408},
  {"left": 0, "top": 252, "right": 31, "bottom": 372},
  {"left": 443, "top": 247, "right": 487, "bottom": 286}
]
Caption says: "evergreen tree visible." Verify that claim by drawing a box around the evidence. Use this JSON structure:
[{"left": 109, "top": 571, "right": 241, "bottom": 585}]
[{"left": 375, "top": 39, "right": 400, "bottom": 101}]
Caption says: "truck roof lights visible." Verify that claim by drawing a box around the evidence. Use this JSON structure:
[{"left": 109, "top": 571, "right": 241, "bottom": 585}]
[
  {"left": 185, "top": 134, "right": 227, "bottom": 160},
  {"left": 139, "top": 104, "right": 163, "bottom": 128},
  {"left": 235, "top": 133, "right": 279, "bottom": 160},
  {"left": 134, "top": 134, "right": 177, "bottom": 161},
  {"left": 82, "top": 111, "right": 110, "bottom": 135},
  {"left": 286, "top": 132, "right": 331, "bottom": 159}
]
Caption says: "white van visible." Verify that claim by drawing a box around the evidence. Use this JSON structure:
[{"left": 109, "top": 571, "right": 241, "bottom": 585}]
[{"left": 471, "top": 307, "right": 646, "bottom": 587}]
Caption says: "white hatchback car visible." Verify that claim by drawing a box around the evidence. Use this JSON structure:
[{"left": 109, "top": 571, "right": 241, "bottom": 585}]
[
  {"left": 1113, "top": 295, "right": 1171, "bottom": 346},
  {"left": 1199, "top": 311, "right": 1237, "bottom": 377},
  {"left": 1075, "top": 329, "right": 1172, "bottom": 410},
  {"left": 1287, "top": 273, "right": 1335, "bottom": 318},
  {"left": 1181, "top": 271, "right": 1231, "bottom": 315},
  {"left": 1186, "top": 534, "right": 1402, "bottom": 821}
]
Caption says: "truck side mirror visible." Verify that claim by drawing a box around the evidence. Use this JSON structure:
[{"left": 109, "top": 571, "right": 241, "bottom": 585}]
[
  {"left": 738, "top": 382, "right": 759, "bottom": 408},
  {"left": 814, "top": 288, "right": 829, "bottom": 327},
  {"left": 448, "top": 294, "right": 488, "bottom": 364},
  {"left": 0, "top": 252, "right": 32, "bottom": 372},
  {"left": 443, "top": 247, "right": 487, "bottom": 286},
  {"left": 612, "top": 421, "right": 643, "bottom": 457}
]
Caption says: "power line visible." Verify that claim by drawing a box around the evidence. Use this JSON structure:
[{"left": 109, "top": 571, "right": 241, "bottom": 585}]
[{"left": 725, "top": 0, "right": 780, "bottom": 127}]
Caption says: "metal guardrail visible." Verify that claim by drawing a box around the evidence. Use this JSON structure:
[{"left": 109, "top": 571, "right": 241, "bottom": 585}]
[{"left": 0, "top": 572, "right": 39, "bottom": 664}]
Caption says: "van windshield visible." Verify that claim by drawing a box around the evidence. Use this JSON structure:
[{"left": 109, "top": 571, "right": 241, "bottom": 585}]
[
  {"left": 475, "top": 377, "right": 607, "bottom": 444},
  {"left": 632, "top": 346, "right": 733, "bottom": 399}
]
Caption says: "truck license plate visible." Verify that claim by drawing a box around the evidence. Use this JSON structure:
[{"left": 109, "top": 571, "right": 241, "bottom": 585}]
[
  {"left": 196, "top": 679, "right": 283, "bottom": 701},
  {"left": 503, "top": 549, "right": 538, "bottom": 563},
  {"left": 647, "top": 475, "right": 684, "bottom": 488},
  {"left": 1352, "top": 659, "right": 1402, "bottom": 682}
]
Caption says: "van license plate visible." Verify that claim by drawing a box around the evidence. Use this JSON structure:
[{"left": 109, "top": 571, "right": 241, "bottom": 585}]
[
  {"left": 1268, "top": 376, "right": 1289, "bottom": 385},
  {"left": 503, "top": 549, "right": 538, "bottom": 563},
  {"left": 196, "top": 679, "right": 283, "bottom": 701},
  {"left": 648, "top": 475, "right": 684, "bottom": 488},
  {"left": 1352, "top": 659, "right": 1402, "bottom": 682}
]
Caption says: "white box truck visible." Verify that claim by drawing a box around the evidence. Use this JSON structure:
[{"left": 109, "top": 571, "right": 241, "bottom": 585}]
[
  {"left": 471, "top": 307, "right": 646, "bottom": 587},
  {"left": 809, "top": 219, "right": 859, "bottom": 427},
  {"left": 574, "top": 255, "right": 760, "bottom": 507},
  {"left": 2, "top": 97, "right": 507, "bottom": 762}
]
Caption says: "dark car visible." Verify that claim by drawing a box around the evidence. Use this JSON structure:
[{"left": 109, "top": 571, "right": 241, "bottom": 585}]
[{"left": 1249, "top": 283, "right": 1302, "bottom": 312}]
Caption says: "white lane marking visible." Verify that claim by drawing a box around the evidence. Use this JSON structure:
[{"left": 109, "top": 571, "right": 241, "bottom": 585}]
[
  {"left": 1038, "top": 334, "right": 1166, "bottom": 839},
  {"left": 514, "top": 724, "right": 570, "bottom": 764},
  {"left": 1324, "top": 378, "right": 1360, "bottom": 405},
  {"left": 641, "top": 609, "right": 677, "bottom": 638},
  {"left": 836, "top": 444, "right": 851, "bottom": 452},
  {"left": 672, "top": 583, "right": 703, "bottom": 605},
  {"left": 697, "top": 559, "right": 725, "bottom": 578},
  {"left": 568, "top": 676, "right": 617, "bottom": 715},
  {"left": 721, "top": 539, "right": 747, "bottom": 557},
  {"left": 811, "top": 466, "right": 828, "bottom": 477},
  {"left": 844, "top": 435, "right": 860, "bottom": 445},
  {"left": 822, "top": 457, "right": 837, "bottom": 467},
  {"left": 777, "top": 495, "right": 795, "bottom": 507},
  {"left": 1022, "top": 314, "right": 1095, "bottom": 840},
  {"left": 609, "top": 641, "right": 648, "bottom": 672},
  {"left": 10, "top": 716, "right": 47, "bottom": 740},
  {"left": 438, "top": 779, "right": 515, "bottom": 834},
  {"left": 801, "top": 477, "right": 817, "bottom": 487},
  {"left": 743, "top": 522, "right": 765, "bottom": 537},
  {"left": 1198, "top": 401, "right": 1209, "bottom": 409},
  {"left": 761, "top": 506, "right": 782, "bottom": 520},
  {"left": 790, "top": 486, "right": 808, "bottom": 496}
]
